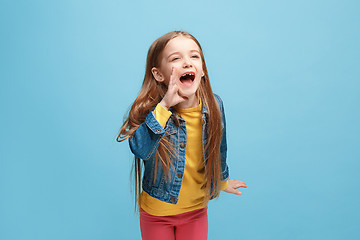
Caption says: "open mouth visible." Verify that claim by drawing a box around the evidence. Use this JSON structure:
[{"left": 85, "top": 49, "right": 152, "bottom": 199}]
[{"left": 179, "top": 72, "right": 195, "bottom": 86}]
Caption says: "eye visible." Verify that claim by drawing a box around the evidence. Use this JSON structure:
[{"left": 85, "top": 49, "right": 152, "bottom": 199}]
[
  {"left": 171, "top": 57, "right": 180, "bottom": 62},
  {"left": 191, "top": 55, "right": 200, "bottom": 59}
]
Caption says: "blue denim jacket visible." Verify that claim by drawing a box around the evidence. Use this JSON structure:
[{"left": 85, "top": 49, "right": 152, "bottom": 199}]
[{"left": 129, "top": 93, "right": 229, "bottom": 204}]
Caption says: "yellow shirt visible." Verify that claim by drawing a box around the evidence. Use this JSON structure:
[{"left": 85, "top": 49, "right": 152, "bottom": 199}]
[{"left": 140, "top": 101, "right": 229, "bottom": 216}]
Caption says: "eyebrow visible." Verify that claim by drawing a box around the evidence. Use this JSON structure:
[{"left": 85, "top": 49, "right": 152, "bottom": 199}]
[{"left": 167, "top": 50, "right": 201, "bottom": 59}]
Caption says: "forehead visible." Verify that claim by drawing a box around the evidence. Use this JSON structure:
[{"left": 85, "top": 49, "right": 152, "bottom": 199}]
[{"left": 162, "top": 36, "right": 201, "bottom": 55}]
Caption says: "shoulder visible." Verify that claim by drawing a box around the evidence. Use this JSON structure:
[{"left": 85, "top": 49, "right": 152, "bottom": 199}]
[
  {"left": 212, "top": 93, "right": 226, "bottom": 127},
  {"left": 213, "top": 93, "right": 224, "bottom": 109},
  {"left": 213, "top": 93, "right": 221, "bottom": 100}
]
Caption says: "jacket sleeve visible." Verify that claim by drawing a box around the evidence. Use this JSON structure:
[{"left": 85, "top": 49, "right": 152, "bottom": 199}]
[
  {"left": 214, "top": 94, "right": 230, "bottom": 181},
  {"left": 129, "top": 109, "right": 169, "bottom": 160}
]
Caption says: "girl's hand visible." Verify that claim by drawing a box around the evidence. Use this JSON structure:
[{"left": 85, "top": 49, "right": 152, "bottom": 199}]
[
  {"left": 159, "top": 67, "right": 187, "bottom": 110},
  {"left": 224, "top": 179, "right": 247, "bottom": 195}
]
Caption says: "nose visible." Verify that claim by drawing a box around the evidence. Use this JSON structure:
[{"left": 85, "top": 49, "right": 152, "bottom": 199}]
[{"left": 183, "top": 57, "right": 192, "bottom": 68}]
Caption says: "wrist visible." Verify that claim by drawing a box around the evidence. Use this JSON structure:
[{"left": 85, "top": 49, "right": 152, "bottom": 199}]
[{"left": 159, "top": 100, "right": 170, "bottom": 110}]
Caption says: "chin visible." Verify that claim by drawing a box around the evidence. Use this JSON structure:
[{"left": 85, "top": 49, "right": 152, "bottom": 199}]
[
  {"left": 179, "top": 87, "right": 198, "bottom": 98},
  {"left": 179, "top": 82, "right": 201, "bottom": 97}
]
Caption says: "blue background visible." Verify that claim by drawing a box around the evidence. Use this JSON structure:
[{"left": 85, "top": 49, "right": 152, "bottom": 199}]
[{"left": 1, "top": 0, "right": 359, "bottom": 239}]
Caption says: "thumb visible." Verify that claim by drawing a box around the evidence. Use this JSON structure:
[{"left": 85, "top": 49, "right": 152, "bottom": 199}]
[
  {"left": 233, "top": 189, "right": 242, "bottom": 195},
  {"left": 228, "top": 188, "right": 242, "bottom": 195}
]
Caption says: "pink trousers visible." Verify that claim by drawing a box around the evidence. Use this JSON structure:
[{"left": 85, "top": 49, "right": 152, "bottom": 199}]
[{"left": 140, "top": 207, "right": 208, "bottom": 240}]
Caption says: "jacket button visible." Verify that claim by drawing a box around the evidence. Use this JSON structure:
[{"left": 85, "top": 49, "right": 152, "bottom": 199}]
[
  {"left": 156, "top": 129, "right": 161, "bottom": 133},
  {"left": 180, "top": 143, "right": 185, "bottom": 148},
  {"left": 170, "top": 197, "right": 175, "bottom": 203},
  {"left": 177, "top": 173, "right": 183, "bottom": 178}
]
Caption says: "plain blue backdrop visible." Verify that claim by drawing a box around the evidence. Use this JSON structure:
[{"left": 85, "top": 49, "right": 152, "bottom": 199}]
[{"left": 1, "top": 0, "right": 359, "bottom": 239}]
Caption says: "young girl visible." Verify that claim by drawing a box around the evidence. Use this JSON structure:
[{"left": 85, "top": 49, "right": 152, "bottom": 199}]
[{"left": 117, "top": 31, "right": 247, "bottom": 240}]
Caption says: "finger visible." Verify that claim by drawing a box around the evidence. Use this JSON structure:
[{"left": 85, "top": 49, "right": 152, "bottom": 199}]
[
  {"left": 169, "top": 67, "right": 177, "bottom": 86},
  {"left": 236, "top": 182, "right": 247, "bottom": 188},
  {"left": 177, "top": 94, "right": 188, "bottom": 102},
  {"left": 168, "top": 79, "right": 182, "bottom": 98},
  {"left": 230, "top": 180, "right": 247, "bottom": 188},
  {"left": 229, "top": 188, "right": 242, "bottom": 195},
  {"left": 168, "top": 80, "right": 179, "bottom": 94},
  {"left": 234, "top": 184, "right": 247, "bottom": 189},
  {"left": 239, "top": 181, "right": 247, "bottom": 188},
  {"left": 166, "top": 85, "right": 186, "bottom": 105},
  {"left": 171, "top": 91, "right": 187, "bottom": 104},
  {"left": 177, "top": 89, "right": 188, "bottom": 101},
  {"left": 234, "top": 190, "right": 242, "bottom": 195}
]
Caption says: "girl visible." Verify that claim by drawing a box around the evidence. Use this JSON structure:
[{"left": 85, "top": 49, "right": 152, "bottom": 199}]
[{"left": 117, "top": 31, "right": 247, "bottom": 240}]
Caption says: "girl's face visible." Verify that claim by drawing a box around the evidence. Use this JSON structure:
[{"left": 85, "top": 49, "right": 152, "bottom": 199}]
[{"left": 152, "top": 36, "right": 204, "bottom": 99}]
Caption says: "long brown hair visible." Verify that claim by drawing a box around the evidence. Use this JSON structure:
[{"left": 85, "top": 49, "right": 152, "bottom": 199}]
[{"left": 116, "top": 31, "right": 223, "bottom": 213}]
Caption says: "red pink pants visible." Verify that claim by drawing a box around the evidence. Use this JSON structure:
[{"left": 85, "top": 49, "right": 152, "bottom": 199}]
[{"left": 140, "top": 207, "right": 208, "bottom": 240}]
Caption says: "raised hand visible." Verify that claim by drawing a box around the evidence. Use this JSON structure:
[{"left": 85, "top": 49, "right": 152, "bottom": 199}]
[
  {"left": 159, "top": 67, "right": 187, "bottom": 110},
  {"left": 224, "top": 179, "right": 247, "bottom": 195}
]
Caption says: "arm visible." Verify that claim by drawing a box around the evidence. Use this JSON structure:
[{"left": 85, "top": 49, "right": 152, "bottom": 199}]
[
  {"left": 129, "top": 67, "right": 185, "bottom": 160},
  {"left": 215, "top": 94, "right": 248, "bottom": 195},
  {"left": 129, "top": 109, "right": 168, "bottom": 160},
  {"left": 213, "top": 93, "right": 229, "bottom": 181}
]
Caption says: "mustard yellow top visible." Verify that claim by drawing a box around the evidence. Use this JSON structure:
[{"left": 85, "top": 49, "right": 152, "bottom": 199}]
[{"left": 140, "top": 100, "right": 229, "bottom": 216}]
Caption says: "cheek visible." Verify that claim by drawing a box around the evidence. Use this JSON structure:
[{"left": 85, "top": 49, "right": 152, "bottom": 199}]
[
  {"left": 165, "top": 64, "right": 182, "bottom": 78},
  {"left": 159, "top": 66, "right": 173, "bottom": 80},
  {"left": 162, "top": 61, "right": 178, "bottom": 71},
  {"left": 171, "top": 63, "right": 183, "bottom": 70}
]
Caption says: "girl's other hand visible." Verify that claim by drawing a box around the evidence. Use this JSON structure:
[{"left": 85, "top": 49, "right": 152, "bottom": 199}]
[
  {"left": 159, "top": 67, "right": 187, "bottom": 110},
  {"left": 224, "top": 179, "right": 247, "bottom": 195}
]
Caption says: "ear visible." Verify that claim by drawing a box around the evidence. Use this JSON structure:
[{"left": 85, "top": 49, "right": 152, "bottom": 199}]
[
  {"left": 201, "top": 71, "right": 205, "bottom": 77},
  {"left": 151, "top": 67, "right": 164, "bottom": 82}
]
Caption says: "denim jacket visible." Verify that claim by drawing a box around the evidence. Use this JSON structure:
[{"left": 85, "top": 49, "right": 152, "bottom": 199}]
[{"left": 129, "top": 93, "right": 229, "bottom": 204}]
